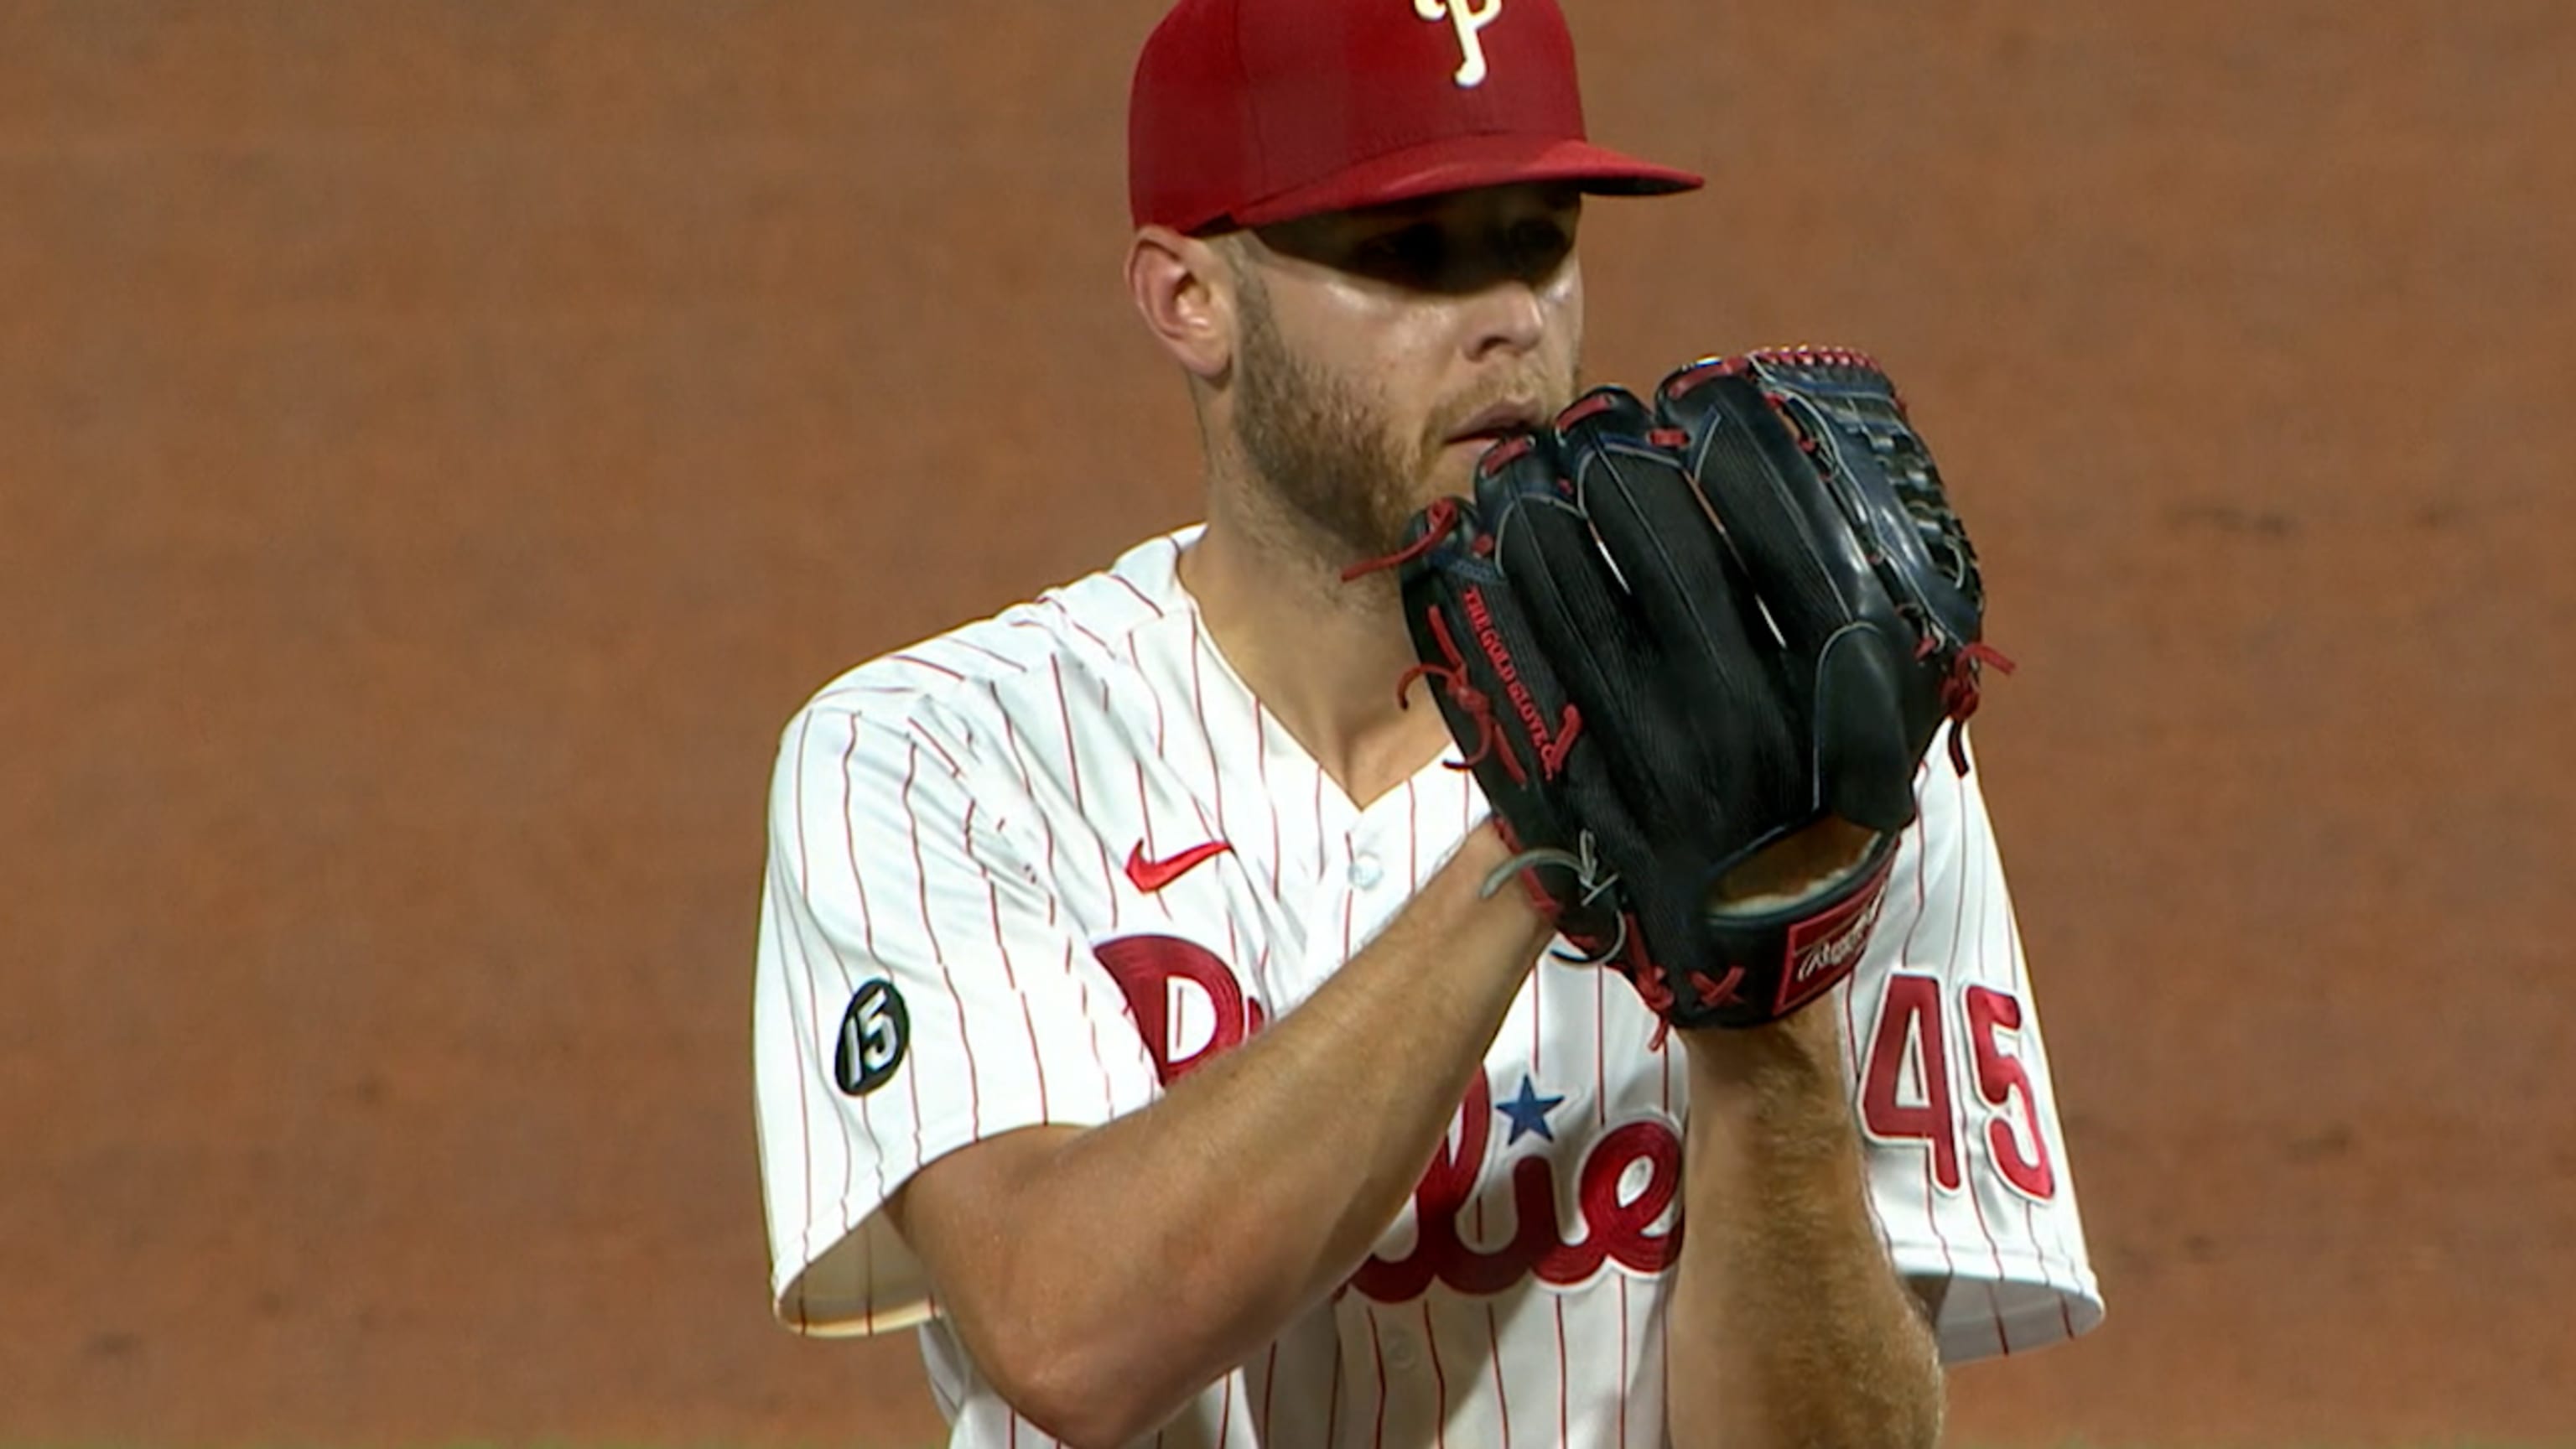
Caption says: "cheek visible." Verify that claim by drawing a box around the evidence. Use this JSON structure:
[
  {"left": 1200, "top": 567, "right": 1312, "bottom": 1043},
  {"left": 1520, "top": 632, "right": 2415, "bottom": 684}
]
[
  {"left": 1545, "top": 269, "right": 1585, "bottom": 375},
  {"left": 1284, "top": 294, "right": 1432, "bottom": 428}
]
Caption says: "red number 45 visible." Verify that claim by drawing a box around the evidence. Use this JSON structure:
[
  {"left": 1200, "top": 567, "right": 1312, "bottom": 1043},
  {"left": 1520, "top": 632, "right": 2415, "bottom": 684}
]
[{"left": 1859, "top": 974, "right": 2056, "bottom": 1200}]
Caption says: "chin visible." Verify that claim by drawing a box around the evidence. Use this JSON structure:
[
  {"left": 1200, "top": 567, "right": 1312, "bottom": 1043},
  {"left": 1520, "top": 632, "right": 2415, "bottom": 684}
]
[{"left": 1426, "top": 444, "right": 1490, "bottom": 499}]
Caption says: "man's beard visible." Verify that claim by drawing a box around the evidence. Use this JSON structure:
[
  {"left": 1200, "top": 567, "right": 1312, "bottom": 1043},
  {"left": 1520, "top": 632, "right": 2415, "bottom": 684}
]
[{"left": 1229, "top": 292, "right": 1426, "bottom": 567}]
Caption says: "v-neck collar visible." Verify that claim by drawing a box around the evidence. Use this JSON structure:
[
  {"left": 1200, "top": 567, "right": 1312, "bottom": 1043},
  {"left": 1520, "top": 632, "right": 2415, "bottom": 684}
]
[{"left": 1125, "top": 527, "right": 1474, "bottom": 834}]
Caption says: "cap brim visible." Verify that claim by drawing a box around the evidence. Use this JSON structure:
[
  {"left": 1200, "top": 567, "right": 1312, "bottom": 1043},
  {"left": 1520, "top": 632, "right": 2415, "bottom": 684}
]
[{"left": 1223, "top": 132, "right": 1702, "bottom": 230}]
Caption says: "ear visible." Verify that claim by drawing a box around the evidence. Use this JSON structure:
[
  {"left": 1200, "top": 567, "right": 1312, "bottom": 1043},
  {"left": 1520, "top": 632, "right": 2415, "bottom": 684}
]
[{"left": 1127, "top": 226, "right": 1233, "bottom": 382}]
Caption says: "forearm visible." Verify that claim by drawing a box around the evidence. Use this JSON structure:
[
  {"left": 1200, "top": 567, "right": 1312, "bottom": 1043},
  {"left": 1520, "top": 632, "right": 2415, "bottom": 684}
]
[
  {"left": 934, "top": 831, "right": 1551, "bottom": 1439},
  {"left": 1665, "top": 1011, "right": 1945, "bottom": 1449}
]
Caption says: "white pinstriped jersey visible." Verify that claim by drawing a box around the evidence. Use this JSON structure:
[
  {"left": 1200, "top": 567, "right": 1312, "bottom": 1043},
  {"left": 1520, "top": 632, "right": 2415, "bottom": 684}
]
[{"left": 751, "top": 527, "right": 2103, "bottom": 1448}]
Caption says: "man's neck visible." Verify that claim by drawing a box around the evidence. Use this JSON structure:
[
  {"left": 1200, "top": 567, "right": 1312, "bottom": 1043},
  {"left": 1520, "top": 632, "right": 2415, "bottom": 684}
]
[{"left": 1177, "top": 496, "right": 1457, "bottom": 810}]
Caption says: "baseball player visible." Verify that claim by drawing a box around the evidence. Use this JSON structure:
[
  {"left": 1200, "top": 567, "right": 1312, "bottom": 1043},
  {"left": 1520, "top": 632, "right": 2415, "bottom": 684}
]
[{"left": 750, "top": 1, "right": 2103, "bottom": 1445}]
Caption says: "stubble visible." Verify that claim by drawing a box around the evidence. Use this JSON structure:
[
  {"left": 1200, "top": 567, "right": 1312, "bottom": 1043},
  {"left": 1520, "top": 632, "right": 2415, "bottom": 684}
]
[{"left": 1228, "top": 271, "right": 1426, "bottom": 568}]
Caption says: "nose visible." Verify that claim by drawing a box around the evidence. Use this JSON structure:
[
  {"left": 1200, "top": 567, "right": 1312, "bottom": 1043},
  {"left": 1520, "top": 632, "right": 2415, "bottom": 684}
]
[{"left": 1464, "top": 278, "right": 1546, "bottom": 362}]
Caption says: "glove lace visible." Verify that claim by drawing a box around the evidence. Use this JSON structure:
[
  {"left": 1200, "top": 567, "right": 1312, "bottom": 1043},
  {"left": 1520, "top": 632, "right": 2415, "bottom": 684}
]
[
  {"left": 1339, "top": 498, "right": 1462, "bottom": 582},
  {"left": 1401, "top": 608, "right": 1523, "bottom": 786},
  {"left": 1937, "top": 641, "right": 2018, "bottom": 772}
]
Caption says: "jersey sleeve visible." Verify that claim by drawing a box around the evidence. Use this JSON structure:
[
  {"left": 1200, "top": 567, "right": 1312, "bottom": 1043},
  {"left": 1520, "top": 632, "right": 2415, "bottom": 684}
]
[
  {"left": 1837, "top": 726, "right": 2106, "bottom": 1363},
  {"left": 750, "top": 698, "right": 1163, "bottom": 1337}
]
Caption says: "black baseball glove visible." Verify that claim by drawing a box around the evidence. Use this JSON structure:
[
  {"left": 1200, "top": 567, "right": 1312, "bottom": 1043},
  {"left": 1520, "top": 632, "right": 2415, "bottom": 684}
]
[{"left": 1362, "top": 348, "right": 2007, "bottom": 1032}]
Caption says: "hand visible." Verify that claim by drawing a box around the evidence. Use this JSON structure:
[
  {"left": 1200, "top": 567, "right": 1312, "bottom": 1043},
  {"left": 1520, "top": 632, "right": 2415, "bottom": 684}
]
[
  {"left": 1707, "top": 818, "right": 1884, "bottom": 915},
  {"left": 1371, "top": 348, "right": 1999, "bottom": 1033}
]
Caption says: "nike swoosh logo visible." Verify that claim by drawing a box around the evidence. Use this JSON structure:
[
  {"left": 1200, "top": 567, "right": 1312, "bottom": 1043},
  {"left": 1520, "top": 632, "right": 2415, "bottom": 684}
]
[{"left": 1124, "top": 839, "right": 1233, "bottom": 894}]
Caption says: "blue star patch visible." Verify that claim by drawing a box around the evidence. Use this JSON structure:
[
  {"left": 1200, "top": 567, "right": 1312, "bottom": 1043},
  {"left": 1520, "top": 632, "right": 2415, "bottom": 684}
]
[{"left": 1494, "top": 1073, "right": 1565, "bottom": 1145}]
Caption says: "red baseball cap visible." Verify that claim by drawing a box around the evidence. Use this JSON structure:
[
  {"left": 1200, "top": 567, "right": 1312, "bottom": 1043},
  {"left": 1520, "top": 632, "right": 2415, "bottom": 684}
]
[{"left": 1130, "top": 0, "right": 1704, "bottom": 235}]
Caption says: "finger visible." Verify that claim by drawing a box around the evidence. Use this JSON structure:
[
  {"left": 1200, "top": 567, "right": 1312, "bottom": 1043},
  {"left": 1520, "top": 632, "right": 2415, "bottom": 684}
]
[
  {"left": 1551, "top": 387, "right": 1789, "bottom": 760},
  {"left": 1655, "top": 361, "right": 1882, "bottom": 663},
  {"left": 1658, "top": 360, "right": 1919, "bottom": 830},
  {"left": 1476, "top": 422, "right": 1652, "bottom": 750},
  {"left": 1467, "top": 427, "right": 1656, "bottom": 842}
]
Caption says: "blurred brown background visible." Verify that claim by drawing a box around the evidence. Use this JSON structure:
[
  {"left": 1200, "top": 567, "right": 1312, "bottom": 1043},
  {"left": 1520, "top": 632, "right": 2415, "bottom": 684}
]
[{"left": 4, "top": 2, "right": 2569, "bottom": 1444}]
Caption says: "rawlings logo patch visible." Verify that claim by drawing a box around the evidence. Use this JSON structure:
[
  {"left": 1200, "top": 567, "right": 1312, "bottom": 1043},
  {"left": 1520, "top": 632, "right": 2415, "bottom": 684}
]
[{"left": 1775, "top": 852, "right": 1898, "bottom": 1015}]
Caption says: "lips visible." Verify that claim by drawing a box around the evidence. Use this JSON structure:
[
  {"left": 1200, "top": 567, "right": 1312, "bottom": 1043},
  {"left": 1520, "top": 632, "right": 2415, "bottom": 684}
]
[{"left": 1446, "top": 399, "right": 1545, "bottom": 445}]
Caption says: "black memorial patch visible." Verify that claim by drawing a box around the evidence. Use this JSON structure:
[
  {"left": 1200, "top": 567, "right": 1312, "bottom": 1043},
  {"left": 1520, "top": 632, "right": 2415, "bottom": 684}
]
[{"left": 833, "top": 979, "right": 911, "bottom": 1097}]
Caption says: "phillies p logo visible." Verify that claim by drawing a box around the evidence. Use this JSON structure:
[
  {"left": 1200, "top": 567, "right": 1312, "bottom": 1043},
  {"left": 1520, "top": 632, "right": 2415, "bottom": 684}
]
[{"left": 1415, "top": 0, "right": 1503, "bottom": 88}]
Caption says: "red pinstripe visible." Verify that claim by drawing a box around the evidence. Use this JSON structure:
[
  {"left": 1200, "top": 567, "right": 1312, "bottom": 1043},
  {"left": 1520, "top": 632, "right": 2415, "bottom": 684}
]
[
  {"left": 1553, "top": 1297, "right": 1570, "bottom": 1449},
  {"left": 1225, "top": 911, "right": 1249, "bottom": 1010},
  {"left": 2001, "top": 891, "right": 2088, "bottom": 1343},
  {"left": 1484, "top": 1301, "right": 1513, "bottom": 1449},
  {"left": 947, "top": 635, "right": 1028, "bottom": 673},
  {"left": 839, "top": 719, "right": 882, "bottom": 953},
  {"left": 784, "top": 717, "right": 818, "bottom": 1327},
  {"left": 1422, "top": 1300, "right": 1449, "bottom": 1449},
  {"left": 927, "top": 1357, "right": 958, "bottom": 1418},
  {"left": 776, "top": 910, "right": 817, "bottom": 1330},
  {"left": 1887, "top": 825, "right": 1960, "bottom": 1287},
  {"left": 1059, "top": 940, "right": 1115, "bottom": 1118},
  {"left": 1044, "top": 594, "right": 1120, "bottom": 657},
  {"left": 1656, "top": 1278, "right": 1669, "bottom": 1446},
  {"left": 1659, "top": 1002, "right": 1675, "bottom": 1115},
  {"left": 1253, "top": 701, "right": 1283, "bottom": 899},
  {"left": 813, "top": 680, "right": 944, "bottom": 705},
  {"left": 1049, "top": 657, "right": 1124, "bottom": 933},
  {"left": 810, "top": 717, "right": 890, "bottom": 1327},
  {"left": 906, "top": 742, "right": 984, "bottom": 1139},
  {"left": 1947, "top": 768, "right": 2015, "bottom": 1348},
  {"left": 1135, "top": 756, "right": 1177, "bottom": 925},
  {"left": 1047, "top": 657, "right": 1084, "bottom": 812},
  {"left": 1984, "top": 1278, "right": 2014, "bottom": 1356},
  {"left": 778, "top": 902, "right": 866, "bottom": 1330},
  {"left": 1530, "top": 938, "right": 1543, "bottom": 1074},
  {"left": 915, "top": 728, "right": 966, "bottom": 780},
  {"left": 989, "top": 690, "right": 1052, "bottom": 871},
  {"left": 890, "top": 651, "right": 967, "bottom": 680},
  {"left": 984, "top": 680, "right": 1123, "bottom": 1119},
  {"left": 974, "top": 801, "right": 1052, "bottom": 1123},
  {"left": 2007, "top": 951, "right": 2071, "bottom": 1337},
  {"left": 1659, "top": 1206, "right": 1679, "bottom": 1412},
  {"left": 1616, "top": 1276, "right": 1630, "bottom": 1449},
  {"left": 839, "top": 719, "right": 924, "bottom": 1190},
  {"left": 1189, "top": 613, "right": 1227, "bottom": 843},
  {"left": 1593, "top": 960, "right": 1606, "bottom": 1129},
  {"left": 1367, "top": 1307, "right": 1389, "bottom": 1449},
  {"left": 1259, "top": 1341, "right": 1280, "bottom": 1445},
  {"left": 1128, "top": 633, "right": 1169, "bottom": 754},
  {"left": 1106, "top": 568, "right": 1168, "bottom": 618},
  {"left": 1311, "top": 763, "right": 1327, "bottom": 882}
]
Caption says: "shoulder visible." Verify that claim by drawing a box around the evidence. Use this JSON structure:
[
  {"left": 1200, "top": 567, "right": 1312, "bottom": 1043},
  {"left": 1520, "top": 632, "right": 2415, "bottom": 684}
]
[{"left": 777, "top": 527, "right": 1202, "bottom": 770}]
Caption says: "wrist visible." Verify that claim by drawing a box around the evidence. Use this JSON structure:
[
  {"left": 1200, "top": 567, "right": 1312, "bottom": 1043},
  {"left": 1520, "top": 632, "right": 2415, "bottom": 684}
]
[
  {"left": 1680, "top": 1006, "right": 1853, "bottom": 1124},
  {"left": 1447, "top": 822, "right": 1560, "bottom": 959}
]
